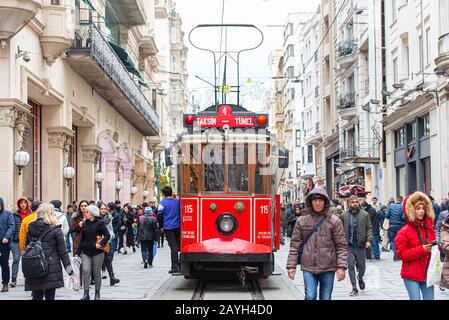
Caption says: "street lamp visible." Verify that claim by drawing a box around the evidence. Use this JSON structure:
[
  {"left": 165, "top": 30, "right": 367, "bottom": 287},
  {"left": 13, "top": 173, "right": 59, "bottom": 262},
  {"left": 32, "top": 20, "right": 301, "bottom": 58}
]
[
  {"left": 115, "top": 180, "right": 123, "bottom": 191},
  {"left": 95, "top": 172, "right": 104, "bottom": 184},
  {"left": 63, "top": 166, "right": 76, "bottom": 186},
  {"left": 130, "top": 186, "right": 138, "bottom": 195},
  {"left": 14, "top": 150, "right": 30, "bottom": 175}
]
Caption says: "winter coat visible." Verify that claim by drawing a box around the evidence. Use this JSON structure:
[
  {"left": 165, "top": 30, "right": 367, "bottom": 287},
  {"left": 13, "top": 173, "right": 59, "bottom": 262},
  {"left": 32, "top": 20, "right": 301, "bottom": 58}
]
[
  {"left": 440, "top": 216, "right": 449, "bottom": 288},
  {"left": 11, "top": 212, "right": 22, "bottom": 243},
  {"left": 71, "top": 213, "right": 84, "bottom": 257},
  {"left": 286, "top": 188, "right": 348, "bottom": 273},
  {"left": 24, "top": 219, "right": 72, "bottom": 291},
  {"left": 378, "top": 209, "right": 386, "bottom": 229},
  {"left": 0, "top": 197, "right": 14, "bottom": 242},
  {"left": 101, "top": 213, "right": 114, "bottom": 242},
  {"left": 138, "top": 214, "right": 158, "bottom": 241},
  {"left": 341, "top": 208, "right": 373, "bottom": 247},
  {"left": 121, "top": 211, "right": 135, "bottom": 246},
  {"left": 395, "top": 192, "right": 436, "bottom": 282},
  {"left": 55, "top": 209, "right": 69, "bottom": 237},
  {"left": 366, "top": 205, "right": 380, "bottom": 236},
  {"left": 76, "top": 216, "right": 110, "bottom": 257},
  {"left": 112, "top": 210, "right": 122, "bottom": 236},
  {"left": 280, "top": 208, "right": 288, "bottom": 228},
  {"left": 19, "top": 213, "right": 37, "bottom": 252},
  {"left": 436, "top": 210, "right": 449, "bottom": 243},
  {"left": 386, "top": 203, "right": 406, "bottom": 230}
]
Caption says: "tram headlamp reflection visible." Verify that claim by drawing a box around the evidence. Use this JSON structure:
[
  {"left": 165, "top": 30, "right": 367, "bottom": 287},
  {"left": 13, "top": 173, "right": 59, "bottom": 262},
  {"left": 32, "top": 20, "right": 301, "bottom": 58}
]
[{"left": 216, "top": 214, "right": 237, "bottom": 235}]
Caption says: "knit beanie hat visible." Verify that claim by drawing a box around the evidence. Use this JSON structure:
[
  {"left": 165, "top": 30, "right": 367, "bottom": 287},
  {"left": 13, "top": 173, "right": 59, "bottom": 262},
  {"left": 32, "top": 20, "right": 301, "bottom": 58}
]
[
  {"left": 144, "top": 207, "right": 153, "bottom": 214},
  {"left": 87, "top": 205, "right": 100, "bottom": 217}
]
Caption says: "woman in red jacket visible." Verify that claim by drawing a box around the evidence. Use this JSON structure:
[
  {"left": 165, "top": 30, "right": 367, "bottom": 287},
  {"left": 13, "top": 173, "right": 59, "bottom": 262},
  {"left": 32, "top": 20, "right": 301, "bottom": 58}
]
[{"left": 395, "top": 191, "right": 436, "bottom": 300}]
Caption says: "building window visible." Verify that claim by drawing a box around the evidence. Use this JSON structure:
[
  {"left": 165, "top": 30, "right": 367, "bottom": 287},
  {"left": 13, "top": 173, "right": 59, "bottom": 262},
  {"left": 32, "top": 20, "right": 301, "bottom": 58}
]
[
  {"left": 295, "top": 130, "right": 301, "bottom": 147},
  {"left": 301, "top": 147, "right": 304, "bottom": 164},
  {"left": 287, "top": 44, "right": 294, "bottom": 58},
  {"left": 287, "top": 66, "right": 295, "bottom": 78},
  {"left": 395, "top": 127, "right": 405, "bottom": 148},
  {"left": 170, "top": 26, "right": 177, "bottom": 44},
  {"left": 288, "top": 87, "right": 295, "bottom": 101},
  {"left": 286, "top": 23, "right": 293, "bottom": 37},
  {"left": 407, "top": 121, "right": 416, "bottom": 143},
  {"left": 426, "top": 28, "right": 431, "bottom": 65},
  {"left": 307, "top": 145, "right": 313, "bottom": 163},
  {"left": 419, "top": 35, "right": 423, "bottom": 71},
  {"left": 171, "top": 87, "right": 177, "bottom": 104},
  {"left": 404, "top": 44, "right": 410, "bottom": 78},
  {"left": 423, "top": 157, "right": 431, "bottom": 194},
  {"left": 393, "top": 57, "right": 399, "bottom": 84},
  {"left": 51, "top": 0, "right": 60, "bottom": 4},
  {"left": 296, "top": 161, "right": 301, "bottom": 177},
  {"left": 392, "top": 0, "right": 397, "bottom": 22},
  {"left": 396, "top": 165, "right": 406, "bottom": 197},
  {"left": 171, "top": 55, "right": 177, "bottom": 73},
  {"left": 152, "top": 89, "right": 157, "bottom": 110},
  {"left": 419, "top": 114, "right": 430, "bottom": 137}
]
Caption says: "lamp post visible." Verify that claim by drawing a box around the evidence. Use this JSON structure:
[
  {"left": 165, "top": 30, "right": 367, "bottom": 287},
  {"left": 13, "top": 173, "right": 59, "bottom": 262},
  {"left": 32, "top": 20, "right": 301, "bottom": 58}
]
[
  {"left": 115, "top": 180, "right": 123, "bottom": 199},
  {"left": 14, "top": 150, "right": 30, "bottom": 175},
  {"left": 95, "top": 154, "right": 104, "bottom": 201},
  {"left": 63, "top": 166, "right": 76, "bottom": 186},
  {"left": 14, "top": 118, "right": 31, "bottom": 176}
]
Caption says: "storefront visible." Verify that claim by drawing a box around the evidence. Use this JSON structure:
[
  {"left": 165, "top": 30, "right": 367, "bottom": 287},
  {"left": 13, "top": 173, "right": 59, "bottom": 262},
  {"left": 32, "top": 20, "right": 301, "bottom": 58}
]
[{"left": 325, "top": 142, "right": 340, "bottom": 195}]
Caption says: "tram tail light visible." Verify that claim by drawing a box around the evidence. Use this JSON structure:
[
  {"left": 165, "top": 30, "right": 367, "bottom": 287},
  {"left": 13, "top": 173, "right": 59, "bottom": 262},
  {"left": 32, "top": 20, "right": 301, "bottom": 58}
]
[
  {"left": 256, "top": 114, "right": 268, "bottom": 127},
  {"left": 184, "top": 114, "right": 195, "bottom": 126}
]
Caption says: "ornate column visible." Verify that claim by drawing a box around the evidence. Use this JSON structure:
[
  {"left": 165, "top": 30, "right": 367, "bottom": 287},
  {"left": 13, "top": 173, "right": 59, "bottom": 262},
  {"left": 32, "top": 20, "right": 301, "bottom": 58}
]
[
  {"left": 79, "top": 145, "right": 101, "bottom": 202},
  {"left": 122, "top": 166, "right": 132, "bottom": 205},
  {"left": 43, "top": 127, "right": 74, "bottom": 206},
  {"left": 0, "top": 107, "right": 17, "bottom": 210}
]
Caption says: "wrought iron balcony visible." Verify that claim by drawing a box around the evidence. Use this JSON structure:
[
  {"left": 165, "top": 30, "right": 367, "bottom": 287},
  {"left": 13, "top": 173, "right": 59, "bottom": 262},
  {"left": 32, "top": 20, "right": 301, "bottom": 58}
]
[
  {"left": 337, "top": 93, "right": 356, "bottom": 110},
  {"left": 340, "top": 138, "right": 380, "bottom": 164},
  {"left": 337, "top": 39, "right": 355, "bottom": 57},
  {"left": 67, "top": 23, "right": 159, "bottom": 136}
]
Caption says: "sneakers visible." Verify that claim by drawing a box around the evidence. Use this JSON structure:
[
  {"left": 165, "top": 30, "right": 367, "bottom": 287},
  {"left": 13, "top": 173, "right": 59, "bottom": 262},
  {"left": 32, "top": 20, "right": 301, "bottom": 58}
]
[
  {"left": 9, "top": 281, "right": 16, "bottom": 288},
  {"left": 148, "top": 264, "right": 153, "bottom": 268},
  {"left": 2, "top": 284, "right": 9, "bottom": 292},
  {"left": 144, "top": 261, "right": 148, "bottom": 269},
  {"left": 123, "top": 250, "right": 128, "bottom": 255},
  {"left": 350, "top": 288, "right": 358, "bottom": 296},
  {"left": 132, "top": 246, "right": 136, "bottom": 253},
  {"left": 102, "top": 271, "right": 107, "bottom": 279},
  {"left": 439, "top": 285, "right": 446, "bottom": 292},
  {"left": 358, "top": 278, "right": 365, "bottom": 291}
]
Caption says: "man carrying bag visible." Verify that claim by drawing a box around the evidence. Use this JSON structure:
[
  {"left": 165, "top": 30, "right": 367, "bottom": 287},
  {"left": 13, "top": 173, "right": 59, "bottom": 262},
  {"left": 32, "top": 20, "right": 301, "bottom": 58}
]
[{"left": 286, "top": 188, "right": 348, "bottom": 300}]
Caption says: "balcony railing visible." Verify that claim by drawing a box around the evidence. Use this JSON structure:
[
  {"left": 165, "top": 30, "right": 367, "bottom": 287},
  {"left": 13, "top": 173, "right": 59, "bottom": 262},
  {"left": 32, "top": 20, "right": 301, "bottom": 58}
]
[
  {"left": 337, "top": 93, "right": 356, "bottom": 110},
  {"left": 315, "top": 122, "right": 320, "bottom": 134},
  {"left": 337, "top": 39, "right": 355, "bottom": 58},
  {"left": 340, "top": 138, "right": 380, "bottom": 162},
  {"left": 70, "top": 23, "right": 159, "bottom": 135}
]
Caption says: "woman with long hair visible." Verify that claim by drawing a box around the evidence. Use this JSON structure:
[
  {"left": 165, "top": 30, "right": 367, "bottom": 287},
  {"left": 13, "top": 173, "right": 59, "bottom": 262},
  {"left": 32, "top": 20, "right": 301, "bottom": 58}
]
[
  {"left": 119, "top": 204, "right": 135, "bottom": 254},
  {"left": 75, "top": 205, "right": 110, "bottom": 300},
  {"left": 98, "top": 202, "right": 120, "bottom": 286},
  {"left": 25, "top": 203, "right": 73, "bottom": 300}
]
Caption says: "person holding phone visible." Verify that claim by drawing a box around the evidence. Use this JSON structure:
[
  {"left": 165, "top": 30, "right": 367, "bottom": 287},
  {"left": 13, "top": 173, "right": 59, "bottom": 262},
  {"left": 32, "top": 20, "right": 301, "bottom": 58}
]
[{"left": 395, "top": 191, "right": 436, "bottom": 300}]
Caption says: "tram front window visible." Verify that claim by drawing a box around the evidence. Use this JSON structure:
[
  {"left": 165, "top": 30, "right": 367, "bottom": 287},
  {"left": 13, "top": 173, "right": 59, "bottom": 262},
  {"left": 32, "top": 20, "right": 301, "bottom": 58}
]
[
  {"left": 204, "top": 145, "right": 225, "bottom": 192},
  {"left": 227, "top": 145, "right": 249, "bottom": 192},
  {"left": 188, "top": 145, "right": 200, "bottom": 194}
]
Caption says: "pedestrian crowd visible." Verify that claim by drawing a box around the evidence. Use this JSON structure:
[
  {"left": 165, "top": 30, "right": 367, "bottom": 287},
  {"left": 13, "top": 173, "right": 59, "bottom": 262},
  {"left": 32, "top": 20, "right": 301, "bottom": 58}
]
[
  {"left": 285, "top": 189, "right": 449, "bottom": 300},
  {"left": 0, "top": 186, "right": 180, "bottom": 300}
]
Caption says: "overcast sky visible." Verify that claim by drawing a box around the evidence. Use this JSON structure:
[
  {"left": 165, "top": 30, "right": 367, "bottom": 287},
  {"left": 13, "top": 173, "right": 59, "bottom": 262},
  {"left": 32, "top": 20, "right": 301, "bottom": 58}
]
[{"left": 176, "top": 0, "right": 320, "bottom": 112}]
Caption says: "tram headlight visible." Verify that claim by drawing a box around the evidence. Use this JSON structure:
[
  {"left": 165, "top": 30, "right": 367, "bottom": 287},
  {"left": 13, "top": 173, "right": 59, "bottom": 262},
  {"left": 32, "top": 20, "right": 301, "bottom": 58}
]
[{"left": 216, "top": 214, "right": 238, "bottom": 236}]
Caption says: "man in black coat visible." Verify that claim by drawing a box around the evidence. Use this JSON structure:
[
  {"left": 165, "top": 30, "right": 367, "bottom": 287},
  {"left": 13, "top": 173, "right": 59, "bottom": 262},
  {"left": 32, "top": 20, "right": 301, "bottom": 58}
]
[
  {"left": 139, "top": 207, "right": 158, "bottom": 268},
  {"left": 361, "top": 201, "right": 381, "bottom": 260},
  {"left": 109, "top": 202, "right": 121, "bottom": 261}
]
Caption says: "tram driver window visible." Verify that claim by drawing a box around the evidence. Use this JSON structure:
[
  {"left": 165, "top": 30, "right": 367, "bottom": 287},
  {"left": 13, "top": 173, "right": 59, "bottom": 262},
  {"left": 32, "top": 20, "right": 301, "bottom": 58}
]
[
  {"left": 204, "top": 145, "right": 225, "bottom": 192},
  {"left": 187, "top": 145, "right": 200, "bottom": 194},
  {"left": 227, "top": 145, "right": 249, "bottom": 192}
]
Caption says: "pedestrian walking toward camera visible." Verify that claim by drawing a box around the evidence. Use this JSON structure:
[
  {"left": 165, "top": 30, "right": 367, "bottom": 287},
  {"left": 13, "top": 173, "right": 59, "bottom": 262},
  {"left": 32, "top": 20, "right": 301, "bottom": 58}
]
[
  {"left": 9, "top": 196, "right": 30, "bottom": 288},
  {"left": 0, "top": 197, "right": 14, "bottom": 292},
  {"left": 138, "top": 207, "right": 158, "bottom": 268},
  {"left": 341, "top": 196, "right": 373, "bottom": 296},
  {"left": 98, "top": 202, "right": 120, "bottom": 286},
  {"left": 395, "top": 192, "right": 436, "bottom": 300},
  {"left": 75, "top": 205, "right": 110, "bottom": 300},
  {"left": 157, "top": 186, "right": 181, "bottom": 273},
  {"left": 19, "top": 200, "right": 40, "bottom": 253},
  {"left": 24, "top": 203, "right": 73, "bottom": 300},
  {"left": 280, "top": 203, "right": 288, "bottom": 245},
  {"left": 286, "top": 188, "right": 348, "bottom": 300},
  {"left": 50, "top": 200, "right": 70, "bottom": 238}
]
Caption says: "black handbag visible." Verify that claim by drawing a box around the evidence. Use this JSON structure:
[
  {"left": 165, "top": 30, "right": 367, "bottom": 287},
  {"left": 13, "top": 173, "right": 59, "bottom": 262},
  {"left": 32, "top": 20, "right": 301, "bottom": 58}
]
[{"left": 297, "top": 217, "right": 326, "bottom": 265}]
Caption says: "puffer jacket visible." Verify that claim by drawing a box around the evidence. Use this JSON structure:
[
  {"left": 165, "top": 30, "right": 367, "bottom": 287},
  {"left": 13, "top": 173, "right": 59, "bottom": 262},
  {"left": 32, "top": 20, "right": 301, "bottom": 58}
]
[
  {"left": 395, "top": 192, "right": 436, "bottom": 282},
  {"left": 25, "top": 218, "right": 72, "bottom": 291},
  {"left": 386, "top": 203, "right": 406, "bottom": 229},
  {"left": 55, "top": 209, "right": 69, "bottom": 237},
  {"left": 440, "top": 216, "right": 449, "bottom": 288},
  {"left": 11, "top": 212, "right": 22, "bottom": 243},
  {"left": 286, "top": 188, "right": 348, "bottom": 273},
  {"left": 0, "top": 197, "right": 14, "bottom": 242}
]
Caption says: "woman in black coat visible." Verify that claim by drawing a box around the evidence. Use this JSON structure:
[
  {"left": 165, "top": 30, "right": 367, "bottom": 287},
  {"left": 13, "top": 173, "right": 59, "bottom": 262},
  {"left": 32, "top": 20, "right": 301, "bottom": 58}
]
[
  {"left": 120, "top": 204, "right": 135, "bottom": 254},
  {"left": 25, "top": 203, "right": 73, "bottom": 300}
]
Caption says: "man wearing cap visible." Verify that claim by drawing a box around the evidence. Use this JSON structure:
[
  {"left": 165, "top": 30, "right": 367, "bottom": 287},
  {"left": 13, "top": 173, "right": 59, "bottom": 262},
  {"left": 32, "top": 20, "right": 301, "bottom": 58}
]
[
  {"left": 138, "top": 207, "right": 158, "bottom": 268},
  {"left": 341, "top": 196, "right": 372, "bottom": 296},
  {"left": 286, "top": 188, "right": 348, "bottom": 300}
]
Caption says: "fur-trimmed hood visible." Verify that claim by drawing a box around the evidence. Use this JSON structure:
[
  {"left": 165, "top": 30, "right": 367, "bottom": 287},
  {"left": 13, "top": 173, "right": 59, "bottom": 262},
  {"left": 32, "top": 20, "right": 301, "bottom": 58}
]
[{"left": 403, "top": 191, "right": 435, "bottom": 223}]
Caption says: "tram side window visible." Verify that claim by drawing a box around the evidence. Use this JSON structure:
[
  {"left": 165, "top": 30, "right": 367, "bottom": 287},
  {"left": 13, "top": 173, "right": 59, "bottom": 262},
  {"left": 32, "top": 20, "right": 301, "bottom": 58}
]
[
  {"left": 204, "top": 145, "right": 225, "bottom": 192},
  {"left": 187, "top": 145, "right": 200, "bottom": 194},
  {"left": 255, "top": 144, "right": 269, "bottom": 195},
  {"left": 227, "top": 144, "right": 249, "bottom": 192}
]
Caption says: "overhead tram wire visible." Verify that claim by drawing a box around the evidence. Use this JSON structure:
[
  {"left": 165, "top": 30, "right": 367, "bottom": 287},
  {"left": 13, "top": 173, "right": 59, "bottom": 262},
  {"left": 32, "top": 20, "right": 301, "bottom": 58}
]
[{"left": 217, "top": 0, "right": 226, "bottom": 101}]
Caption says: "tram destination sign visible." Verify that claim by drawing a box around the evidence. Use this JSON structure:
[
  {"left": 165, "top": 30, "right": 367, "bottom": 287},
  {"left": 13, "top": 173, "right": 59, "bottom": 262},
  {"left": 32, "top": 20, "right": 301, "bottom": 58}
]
[{"left": 196, "top": 105, "right": 255, "bottom": 128}]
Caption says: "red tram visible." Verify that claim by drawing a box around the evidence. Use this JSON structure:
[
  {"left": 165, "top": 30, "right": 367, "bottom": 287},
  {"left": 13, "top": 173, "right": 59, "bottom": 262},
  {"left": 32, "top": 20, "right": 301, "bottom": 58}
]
[{"left": 169, "top": 104, "right": 288, "bottom": 279}]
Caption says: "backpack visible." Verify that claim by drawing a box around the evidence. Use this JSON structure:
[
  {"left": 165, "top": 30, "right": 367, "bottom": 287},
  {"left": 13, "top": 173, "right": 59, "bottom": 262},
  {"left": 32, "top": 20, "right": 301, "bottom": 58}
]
[{"left": 22, "top": 226, "right": 56, "bottom": 279}]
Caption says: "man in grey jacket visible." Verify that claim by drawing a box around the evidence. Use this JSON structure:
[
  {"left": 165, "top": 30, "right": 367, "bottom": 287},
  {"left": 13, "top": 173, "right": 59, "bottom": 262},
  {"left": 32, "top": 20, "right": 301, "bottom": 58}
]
[
  {"left": 0, "top": 197, "right": 14, "bottom": 292},
  {"left": 341, "top": 195, "right": 373, "bottom": 296}
]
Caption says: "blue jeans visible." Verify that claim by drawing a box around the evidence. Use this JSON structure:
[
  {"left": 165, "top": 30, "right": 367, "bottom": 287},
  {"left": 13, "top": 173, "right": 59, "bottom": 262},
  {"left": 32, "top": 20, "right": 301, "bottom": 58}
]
[
  {"left": 403, "top": 279, "right": 434, "bottom": 300},
  {"left": 9, "top": 241, "right": 20, "bottom": 282},
  {"left": 140, "top": 240, "right": 154, "bottom": 264},
  {"left": 371, "top": 234, "right": 381, "bottom": 259},
  {"left": 66, "top": 234, "right": 72, "bottom": 252},
  {"left": 110, "top": 238, "right": 118, "bottom": 261},
  {"left": 0, "top": 243, "right": 10, "bottom": 285},
  {"left": 389, "top": 227, "right": 400, "bottom": 258},
  {"left": 303, "top": 271, "right": 335, "bottom": 300}
]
